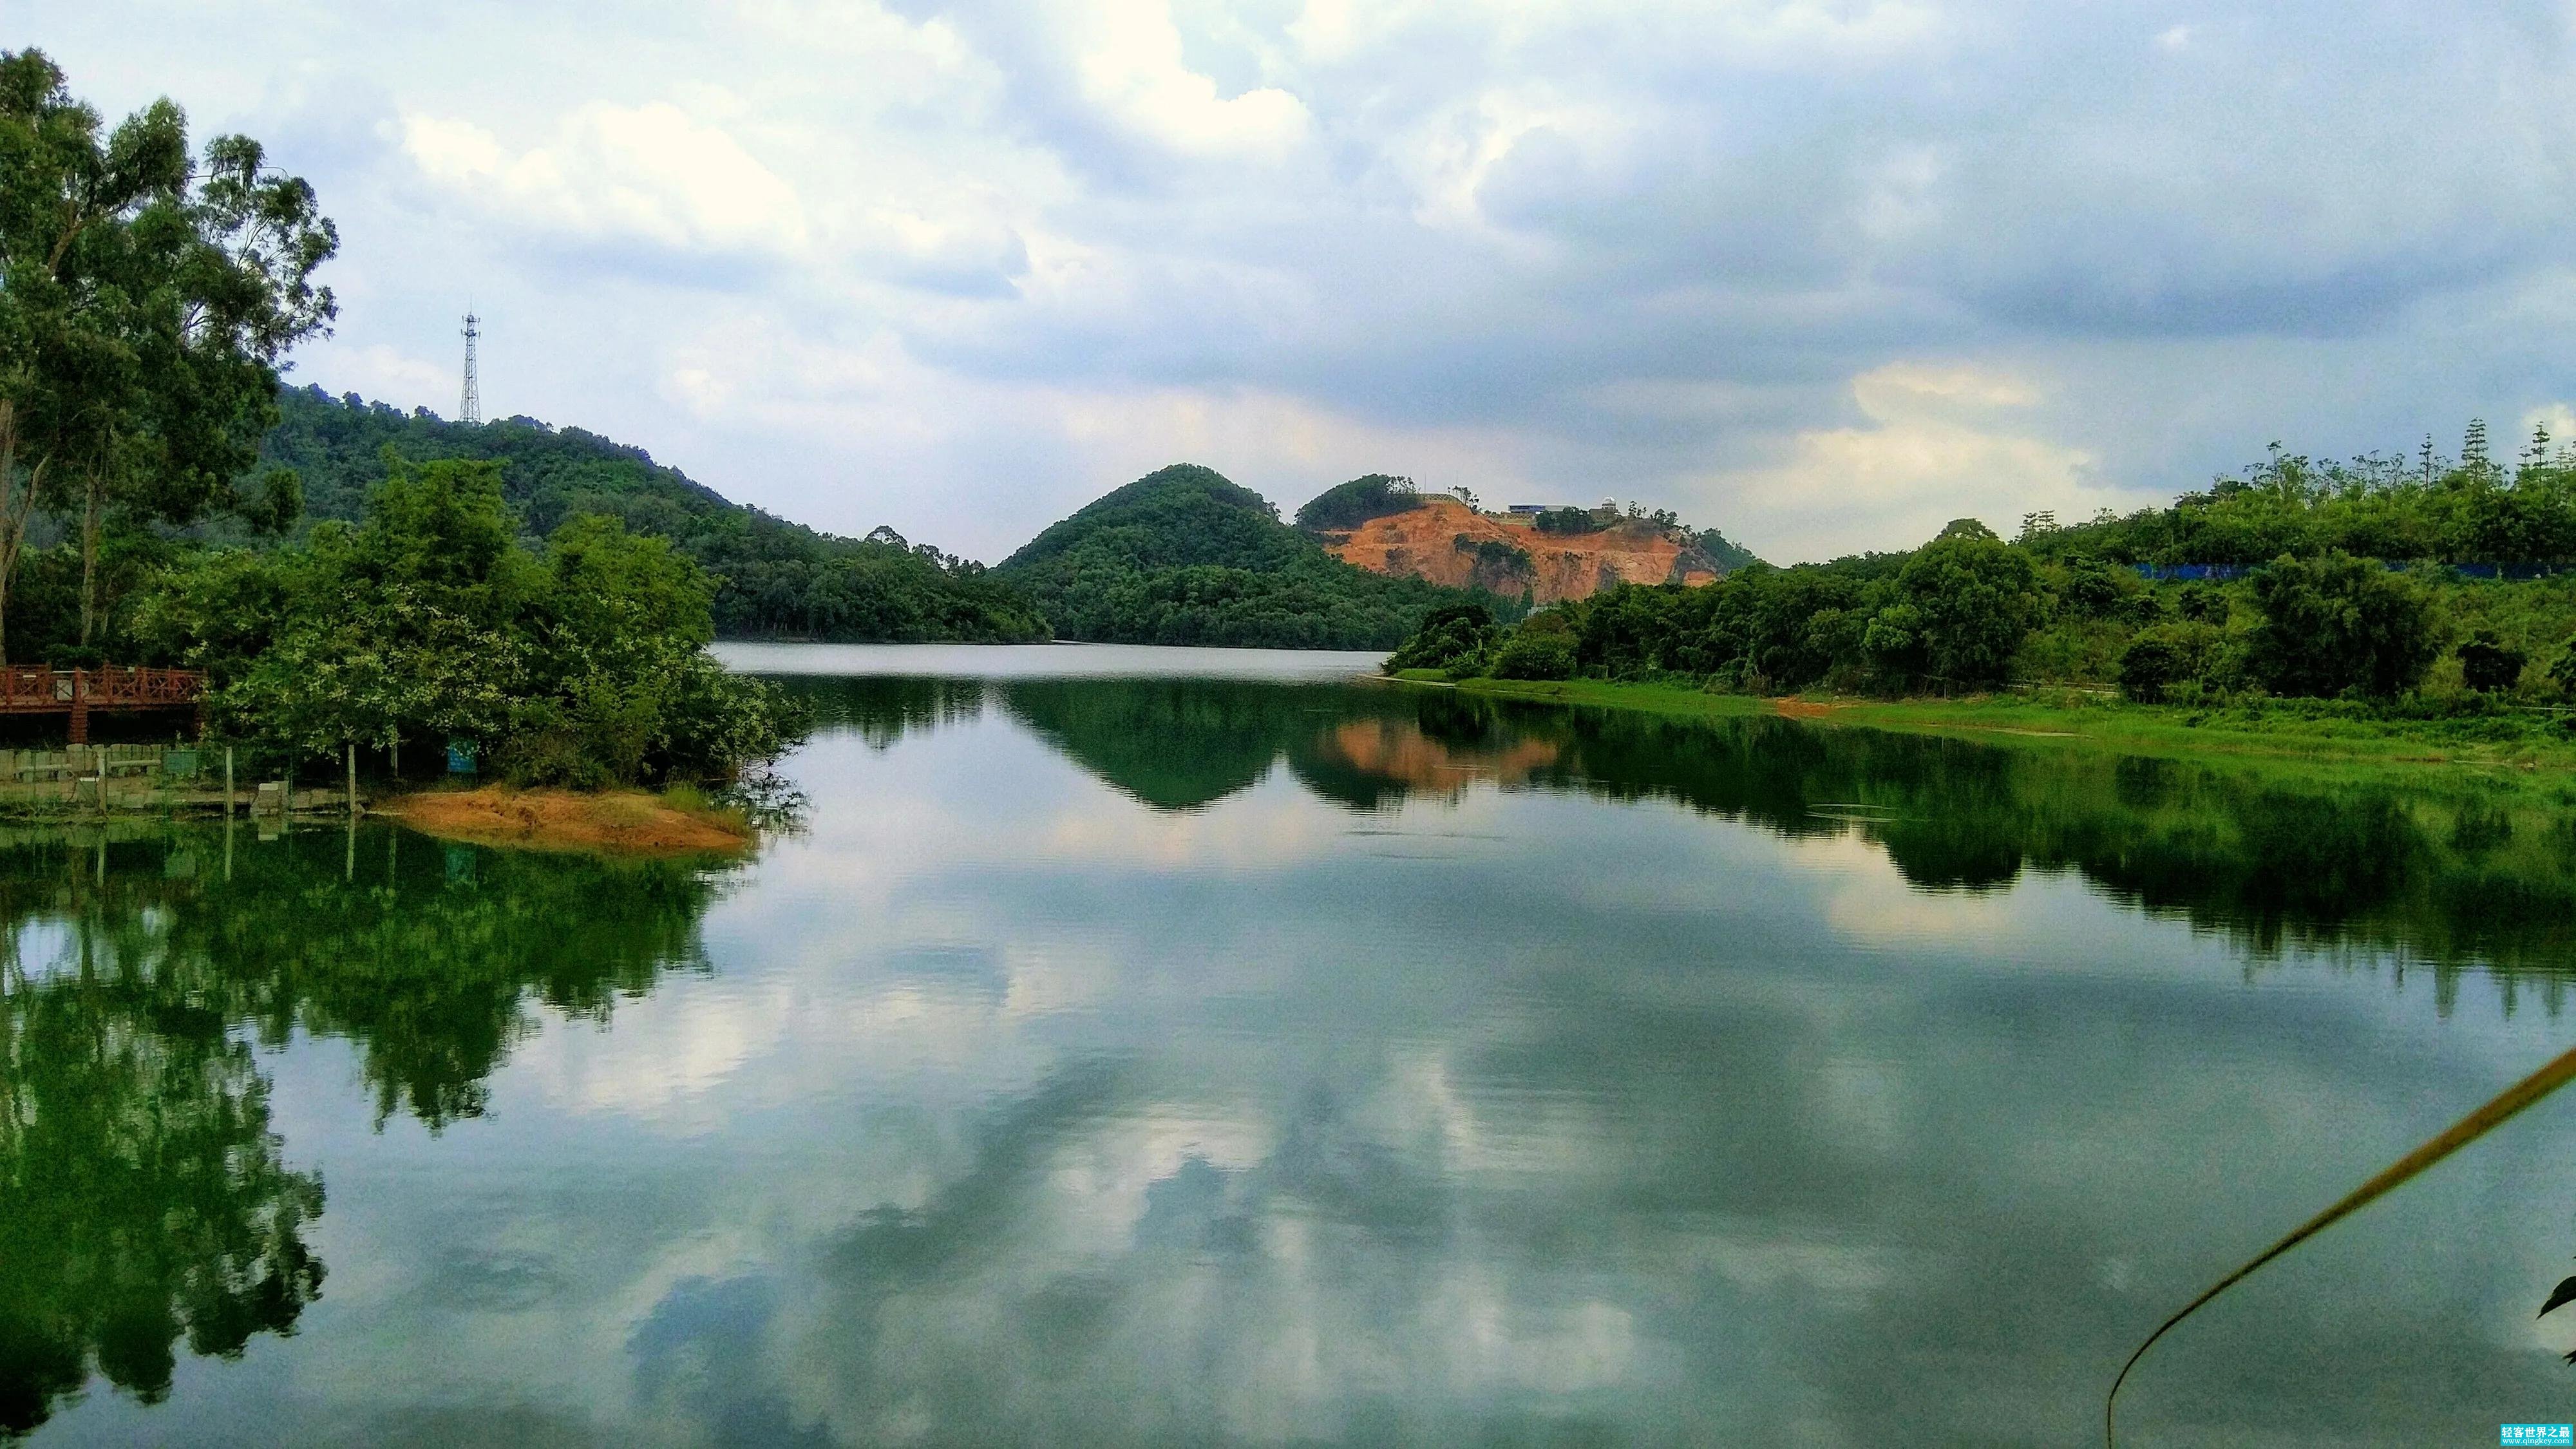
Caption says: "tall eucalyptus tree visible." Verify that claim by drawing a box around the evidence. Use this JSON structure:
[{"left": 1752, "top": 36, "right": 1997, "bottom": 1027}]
[{"left": 0, "top": 48, "right": 334, "bottom": 659}]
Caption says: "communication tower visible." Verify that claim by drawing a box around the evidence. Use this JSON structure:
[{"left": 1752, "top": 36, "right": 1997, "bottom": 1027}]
[{"left": 459, "top": 311, "right": 482, "bottom": 425}]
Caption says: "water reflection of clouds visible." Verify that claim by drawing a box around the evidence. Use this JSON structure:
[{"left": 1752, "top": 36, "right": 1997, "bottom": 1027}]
[
  {"left": 86, "top": 679, "right": 2576, "bottom": 1446},
  {"left": 744, "top": 699, "right": 2570, "bottom": 1439}
]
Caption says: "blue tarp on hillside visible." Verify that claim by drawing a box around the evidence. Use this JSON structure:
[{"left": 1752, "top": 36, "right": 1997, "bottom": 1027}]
[{"left": 2133, "top": 562, "right": 2570, "bottom": 583}]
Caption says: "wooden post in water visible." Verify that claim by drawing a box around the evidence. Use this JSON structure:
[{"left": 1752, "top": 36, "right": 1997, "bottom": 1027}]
[
  {"left": 345, "top": 742, "right": 357, "bottom": 818},
  {"left": 95, "top": 744, "right": 106, "bottom": 819},
  {"left": 225, "top": 746, "right": 235, "bottom": 818}
]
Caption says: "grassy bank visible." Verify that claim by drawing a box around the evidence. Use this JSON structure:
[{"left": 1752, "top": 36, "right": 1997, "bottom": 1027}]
[
  {"left": 374, "top": 785, "right": 754, "bottom": 856},
  {"left": 1390, "top": 670, "right": 2576, "bottom": 772}
]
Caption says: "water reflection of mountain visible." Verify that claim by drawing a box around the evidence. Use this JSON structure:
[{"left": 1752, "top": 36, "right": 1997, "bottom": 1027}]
[
  {"left": 988, "top": 680, "right": 1551, "bottom": 813},
  {"left": 817, "top": 674, "right": 2573, "bottom": 978},
  {"left": 0, "top": 826, "right": 734, "bottom": 1435}
]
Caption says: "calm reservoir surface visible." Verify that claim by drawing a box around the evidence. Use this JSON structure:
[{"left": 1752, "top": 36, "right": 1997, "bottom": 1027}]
[{"left": 10, "top": 643, "right": 2576, "bottom": 1444}]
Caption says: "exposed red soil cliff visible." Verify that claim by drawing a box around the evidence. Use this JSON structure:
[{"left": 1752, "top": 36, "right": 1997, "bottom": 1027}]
[{"left": 1315, "top": 495, "right": 1719, "bottom": 603}]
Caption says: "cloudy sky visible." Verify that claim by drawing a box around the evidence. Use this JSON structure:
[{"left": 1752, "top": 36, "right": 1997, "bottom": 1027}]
[{"left": 22, "top": 1, "right": 2576, "bottom": 562}]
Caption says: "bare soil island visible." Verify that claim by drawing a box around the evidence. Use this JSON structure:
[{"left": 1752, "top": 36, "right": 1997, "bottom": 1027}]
[{"left": 375, "top": 786, "right": 753, "bottom": 855}]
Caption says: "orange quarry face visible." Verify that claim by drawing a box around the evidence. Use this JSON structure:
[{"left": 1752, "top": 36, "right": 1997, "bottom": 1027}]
[{"left": 1318, "top": 495, "right": 1716, "bottom": 603}]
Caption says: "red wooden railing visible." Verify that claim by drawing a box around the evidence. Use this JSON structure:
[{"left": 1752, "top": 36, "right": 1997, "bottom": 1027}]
[{"left": 0, "top": 666, "right": 205, "bottom": 743}]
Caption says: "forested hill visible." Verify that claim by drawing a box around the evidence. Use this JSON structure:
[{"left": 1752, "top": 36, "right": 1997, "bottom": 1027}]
[
  {"left": 995, "top": 464, "right": 1505, "bottom": 648},
  {"left": 261, "top": 386, "right": 1049, "bottom": 642}
]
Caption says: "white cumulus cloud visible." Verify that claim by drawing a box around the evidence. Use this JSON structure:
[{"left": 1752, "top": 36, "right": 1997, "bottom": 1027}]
[{"left": 401, "top": 102, "right": 811, "bottom": 260}]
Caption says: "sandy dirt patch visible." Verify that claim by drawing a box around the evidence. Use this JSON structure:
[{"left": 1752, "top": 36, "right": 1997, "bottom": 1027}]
[{"left": 375, "top": 786, "right": 752, "bottom": 856}]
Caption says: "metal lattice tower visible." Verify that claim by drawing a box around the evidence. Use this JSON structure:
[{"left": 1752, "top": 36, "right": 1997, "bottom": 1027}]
[{"left": 459, "top": 311, "right": 482, "bottom": 425}]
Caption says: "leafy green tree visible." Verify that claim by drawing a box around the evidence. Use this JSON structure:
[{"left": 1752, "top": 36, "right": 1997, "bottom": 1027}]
[
  {"left": 2116, "top": 622, "right": 2222, "bottom": 703},
  {"left": 0, "top": 49, "right": 336, "bottom": 653},
  {"left": 2116, "top": 631, "right": 2184, "bottom": 703},
  {"left": 2458, "top": 630, "right": 2527, "bottom": 693},
  {"left": 1875, "top": 520, "right": 2040, "bottom": 687},
  {"left": 2052, "top": 558, "right": 2126, "bottom": 617},
  {"left": 2176, "top": 583, "right": 2229, "bottom": 624},
  {"left": 1384, "top": 601, "right": 1498, "bottom": 674},
  {"left": 0, "top": 48, "right": 180, "bottom": 661},
  {"left": 2551, "top": 639, "right": 2576, "bottom": 699},
  {"left": 1861, "top": 601, "right": 1926, "bottom": 680},
  {"left": 1491, "top": 614, "right": 1577, "bottom": 679},
  {"left": 2244, "top": 552, "right": 2439, "bottom": 697}
]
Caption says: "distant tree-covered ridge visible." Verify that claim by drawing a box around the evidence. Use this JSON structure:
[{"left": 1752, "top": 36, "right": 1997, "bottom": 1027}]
[
  {"left": 997, "top": 464, "right": 1515, "bottom": 649},
  {"left": 260, "top": 386, "right": 1049, "bottom": 643},
  {"left": 1391, "top": 422, "right": 2576, "bottom": 714},
  {"left": 2025, "top": 428, "right": 2576, "bottom": 567}
]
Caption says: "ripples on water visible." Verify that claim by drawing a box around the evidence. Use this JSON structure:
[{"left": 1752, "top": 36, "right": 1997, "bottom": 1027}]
[{"left": 8, "top": 645, "right": 2576, "bottom": 1444}]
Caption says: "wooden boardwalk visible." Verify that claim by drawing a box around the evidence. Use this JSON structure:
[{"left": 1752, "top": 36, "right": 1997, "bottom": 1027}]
[{"left": 0, "top": 665, "right": 205, "bottom": 743}]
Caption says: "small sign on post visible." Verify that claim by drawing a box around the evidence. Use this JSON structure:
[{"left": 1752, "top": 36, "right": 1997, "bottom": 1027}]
[{"left": 446, "top": 739, "right": 478, "bottom": 775}]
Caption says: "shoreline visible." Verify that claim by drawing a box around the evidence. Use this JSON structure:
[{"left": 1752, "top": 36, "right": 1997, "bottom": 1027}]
[{"left": 1390, "top": 672, "right": 2576, "bottom": 775}]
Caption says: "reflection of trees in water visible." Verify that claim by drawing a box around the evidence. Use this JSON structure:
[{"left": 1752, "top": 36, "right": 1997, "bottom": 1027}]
[
  {"left": 846, "top": 674, "right": 2576, "bottom": 976},
  {"left": 770, "top": 676, "right": 988, "bottom": 748},
  {"left": 1, "top": 934, "right": 323, "bottom": 1436},
  {"left": 796, "top": 673, "right": 2576, "bottom": 976},
  {"left": 0, "top": 825, "right": 734, "bottom": 1434},
  {"left": 1457, "top": 698, "right": 2576, "bottom": 980},
  {"left": 170, "top": 830, "right": 726, "bottom": 1126}
]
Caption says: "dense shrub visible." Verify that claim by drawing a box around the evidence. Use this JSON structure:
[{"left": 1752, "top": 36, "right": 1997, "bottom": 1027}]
[
  {"left": 2458, "top": 631, "right": 2528, "bottom": 692},
  {"left": 2117, "top": 623, "right": 2222, "bottom": 703},
  {"left": 1385, "top": 602, "right": 1500, "bottom": 674},
  {"left": 1490, "top": 629, "right": 1576, "bottom": 679},
  {"left": 2244, "top": 553, "right": 2440, "bottom": 697}
]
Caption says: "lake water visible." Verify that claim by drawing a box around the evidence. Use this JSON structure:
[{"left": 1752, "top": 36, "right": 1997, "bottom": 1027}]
[{"left": 8, "top": 644, "right": 2576, "bottom": 1445}]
